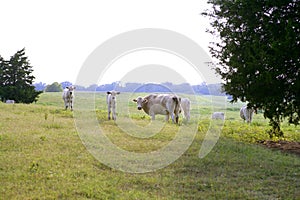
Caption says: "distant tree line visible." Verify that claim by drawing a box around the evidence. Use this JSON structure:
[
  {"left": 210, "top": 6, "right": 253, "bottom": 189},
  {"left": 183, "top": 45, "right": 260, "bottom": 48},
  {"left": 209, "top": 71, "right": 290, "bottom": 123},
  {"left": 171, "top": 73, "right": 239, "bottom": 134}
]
[{"left": 34, "top": 81, "right": 225, "bottom": 96}]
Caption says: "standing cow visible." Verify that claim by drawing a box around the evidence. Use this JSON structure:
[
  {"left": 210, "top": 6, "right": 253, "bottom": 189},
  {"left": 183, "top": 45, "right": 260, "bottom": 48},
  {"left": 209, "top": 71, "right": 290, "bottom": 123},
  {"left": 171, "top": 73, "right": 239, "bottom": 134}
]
[
  {"left": 133, "top": 94, "right": 181, "bottom": 124},
  {"left": 62, "top": 86, "right": 76, "bottom": 110},
  {"left": 107, "top": 90, "right": 120, "bottom": 120},
  {"left": 240, "top": 106, "right": 255, "bottom": 123},
  {"left": 180, "top": 98, "right": 191, "bottom": 121}
]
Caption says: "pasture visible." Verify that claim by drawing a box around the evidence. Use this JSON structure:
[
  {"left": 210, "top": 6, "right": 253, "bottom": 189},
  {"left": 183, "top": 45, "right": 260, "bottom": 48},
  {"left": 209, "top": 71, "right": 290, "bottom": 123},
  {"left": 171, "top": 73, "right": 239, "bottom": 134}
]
[{"left": 0, "top": 92, "right": 299, "bottom": 199}]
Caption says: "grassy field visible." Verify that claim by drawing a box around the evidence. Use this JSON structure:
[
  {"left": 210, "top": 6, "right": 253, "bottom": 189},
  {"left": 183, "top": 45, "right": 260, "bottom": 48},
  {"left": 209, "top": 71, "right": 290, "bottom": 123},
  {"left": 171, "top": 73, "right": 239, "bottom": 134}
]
[{"left": 0, "top": 92, "right": 299, "bottom": 199}]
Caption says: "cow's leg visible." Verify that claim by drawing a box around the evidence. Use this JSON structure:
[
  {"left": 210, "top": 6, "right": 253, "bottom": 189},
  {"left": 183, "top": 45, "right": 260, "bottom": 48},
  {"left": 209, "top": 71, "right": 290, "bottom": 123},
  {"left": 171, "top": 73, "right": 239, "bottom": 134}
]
[
  {"left": 184, "top": 107, "right": 190, "bottom": 121},
  {"left": 169, "top": 113, "right": 176, "bottom": 123},
  {"left": 64, "top": 99, "right": 68, "bottom": 110},
  {"left": 112, "top": 105, "right": 116, "bottom": 120},
  {"left": 70, "top": 100, "right": 73, "bottom": 111},
  {"left": 248, "top": 113, "right": 252, "bottom": 123},
  {"left": 152, "top": 115, "right": 155, "bottom": 120},
  {"left": 186, "top": 113, "right": 190, "bottom": 121},
  {"left": 166, "top": 103, "right": 176, "bottom": 123},
  {"left": 175, "top": 114, "right": 179, "bottom": 124},
  {"left": 165, "top": 114, "right": 169, "bottom": 122},
  {"left": 246, "top": 110, "right": 250, "bottom": 123},
  {"left": 150, "top": 111, "right": 155, "bottom": 121},
  {"left": 107, "top": 104, "right": 111, "bottom": 120}
]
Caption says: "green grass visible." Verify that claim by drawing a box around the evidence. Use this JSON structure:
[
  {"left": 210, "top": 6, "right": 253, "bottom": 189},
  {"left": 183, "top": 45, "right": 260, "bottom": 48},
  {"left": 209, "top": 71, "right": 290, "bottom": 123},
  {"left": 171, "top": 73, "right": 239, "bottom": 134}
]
[{"left": 0, "top": 92, "right": 299, "bottom": 199}]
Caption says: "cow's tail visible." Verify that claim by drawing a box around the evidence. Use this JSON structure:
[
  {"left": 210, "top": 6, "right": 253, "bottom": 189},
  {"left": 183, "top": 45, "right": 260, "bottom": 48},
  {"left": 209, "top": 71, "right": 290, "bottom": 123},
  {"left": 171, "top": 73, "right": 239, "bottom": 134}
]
[
  {"left": 172, "top": 96, "right": 181, "bottom": 123},
  {"left": 172, "top": 96, "right": 180, "bottom": 105}
]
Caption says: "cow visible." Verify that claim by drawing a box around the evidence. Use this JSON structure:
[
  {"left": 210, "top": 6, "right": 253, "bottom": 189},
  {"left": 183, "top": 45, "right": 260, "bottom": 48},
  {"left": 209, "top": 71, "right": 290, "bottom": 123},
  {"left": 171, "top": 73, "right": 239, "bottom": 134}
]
[
  {"left": 62, "top": 86, "right": 76, "bottom": 110},
  {"left": 107, "top": 90, "right": 120, "bottom": 120},
  {"left": 5, "top": 100, "right": 15, "bottom": 104},
  {"left": 212, "top": 112, "right": 225, "bottom": 120},
  {"left": 180, "top": 98, "right": 191, "bottom": 121},
  {"left": 240, "top": 106, "right": 255, "bottom": 123},
  {"left": 133, "top": 94, "right": 181, "bottom": 124}
]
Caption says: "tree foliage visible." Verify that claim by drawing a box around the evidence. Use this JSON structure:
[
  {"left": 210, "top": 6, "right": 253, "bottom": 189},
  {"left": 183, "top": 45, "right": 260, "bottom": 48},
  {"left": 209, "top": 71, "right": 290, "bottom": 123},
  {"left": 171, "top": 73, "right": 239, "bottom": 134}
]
[
  {"left": 45, "top": 82, "right": 63, "bottom": 92},
  {"left": 203, "top": 0, "right": 300, "bottom": 135},
  {"left": 0, "top": 48, "right": 42, "bottom": 103},
  {"left": 60, "top": 81, "right": 73, "bottom": 90}
]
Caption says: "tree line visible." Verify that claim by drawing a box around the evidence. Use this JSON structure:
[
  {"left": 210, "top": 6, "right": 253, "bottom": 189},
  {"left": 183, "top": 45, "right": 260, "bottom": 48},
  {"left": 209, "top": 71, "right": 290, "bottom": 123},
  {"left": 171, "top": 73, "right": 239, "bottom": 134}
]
[{"left": 34, "top": 81, "right": 226, "bottom": 96}]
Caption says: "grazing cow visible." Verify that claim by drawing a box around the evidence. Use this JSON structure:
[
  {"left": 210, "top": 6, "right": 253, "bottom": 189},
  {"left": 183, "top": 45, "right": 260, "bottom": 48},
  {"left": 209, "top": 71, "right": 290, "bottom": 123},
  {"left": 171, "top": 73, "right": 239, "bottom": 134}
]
[
  {"left": 180, "top": 98, "right": 191, "bottom": 121},
  {"left": 212, "top": 112, "right": 225, "bottom": 120},
  {"left": 107, "top": 90, "right": 120, "bottom": 120},
  {"left": 133, "top": 94, "right": 181, "bottom": 124},
  {"left": 62, "top": 86, "right": 76, "bottom": 110},
  {"left": 240, "top": 106, "right": 255, "bottom": 123},
  {"left": 5, "top": 100, "right": 15, "bottom": 104}
]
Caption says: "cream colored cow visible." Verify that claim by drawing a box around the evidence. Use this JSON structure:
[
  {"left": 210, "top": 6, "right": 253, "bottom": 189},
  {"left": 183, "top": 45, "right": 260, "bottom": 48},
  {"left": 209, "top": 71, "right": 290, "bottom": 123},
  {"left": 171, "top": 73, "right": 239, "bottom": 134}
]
[
  {"left": 133, "top": 94, "right": 181, "bottom": 124},
  {"left": 107, "top": 90, "right": 120, "bottom": 120}
]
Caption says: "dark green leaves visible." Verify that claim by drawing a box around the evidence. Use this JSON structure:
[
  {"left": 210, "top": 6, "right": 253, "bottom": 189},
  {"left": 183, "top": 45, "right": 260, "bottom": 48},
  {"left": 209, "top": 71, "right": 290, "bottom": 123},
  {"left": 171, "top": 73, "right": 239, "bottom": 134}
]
[
  {"left": 203, "top": 0, "right": 300, "bottom": 135},
  {"left": 0, "top": 48, "right": 42, "bottom": 103}
]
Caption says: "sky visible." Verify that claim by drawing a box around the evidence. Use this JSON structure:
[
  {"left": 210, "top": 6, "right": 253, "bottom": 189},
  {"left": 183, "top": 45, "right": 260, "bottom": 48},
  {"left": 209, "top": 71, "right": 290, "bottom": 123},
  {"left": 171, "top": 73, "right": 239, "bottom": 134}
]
[{"left": 0, "top": 0, "right": 217, "bottom": 86}]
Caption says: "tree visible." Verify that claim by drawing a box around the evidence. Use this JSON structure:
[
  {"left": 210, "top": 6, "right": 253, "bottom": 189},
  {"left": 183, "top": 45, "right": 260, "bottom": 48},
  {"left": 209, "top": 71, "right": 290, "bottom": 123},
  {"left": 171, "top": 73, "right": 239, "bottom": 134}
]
[
  {"left": 34, "top": 82, "right": 47, "bottom": 91},
  {"left": 203, "top": 0, "right": 300, "bottom": 136},
  {"left": 60, "top": 81, "right": 73, "bottom": 89},
  {"left": 0, "top": 48, "right": 42, "bottom": 103},
  {"left": 45, "top": 82, "right": 63, "bottom": 92}
]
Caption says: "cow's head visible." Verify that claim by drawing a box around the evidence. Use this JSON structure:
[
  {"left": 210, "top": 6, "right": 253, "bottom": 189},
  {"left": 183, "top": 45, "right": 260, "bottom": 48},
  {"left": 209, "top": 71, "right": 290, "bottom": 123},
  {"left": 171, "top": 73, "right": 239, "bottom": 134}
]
[
  {"left": 107, "top": 91, "right": 120, "bottom": 100},
  {"left": 133, "top": 97, "right": 148, "bottom": 110},
  {"left": 66, "top": 86, "right": 76, "bottom": 95}
]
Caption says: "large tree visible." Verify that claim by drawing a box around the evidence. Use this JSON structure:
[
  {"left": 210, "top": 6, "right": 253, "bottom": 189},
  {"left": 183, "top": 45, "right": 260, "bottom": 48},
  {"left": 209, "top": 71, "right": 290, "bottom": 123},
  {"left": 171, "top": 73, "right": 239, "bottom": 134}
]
[
  {"left": 203, "top": 0, "right": 300, "bottom": 136},
  {"left": 0, "top": 48, "right": 42, "bottom": 103}
]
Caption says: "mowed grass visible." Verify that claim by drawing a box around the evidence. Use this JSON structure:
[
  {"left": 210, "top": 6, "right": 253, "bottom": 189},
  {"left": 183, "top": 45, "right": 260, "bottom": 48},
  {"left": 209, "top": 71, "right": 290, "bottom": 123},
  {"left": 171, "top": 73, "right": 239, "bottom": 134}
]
[{"left": 0, "top": 92, "right": 299, "bottom": 199}]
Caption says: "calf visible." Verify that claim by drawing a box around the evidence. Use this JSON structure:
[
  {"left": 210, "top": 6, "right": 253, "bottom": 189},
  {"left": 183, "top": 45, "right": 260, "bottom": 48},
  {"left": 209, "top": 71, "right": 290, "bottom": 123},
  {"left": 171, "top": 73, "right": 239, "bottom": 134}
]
[
  {"left": 107, "top": 91, "right": 120, "bottom": 120},
  {"left": 240, "top": 106, "right": 255, "bottom": 123},
  {"left": 180, "top": 98, "right": 191, "bottom": 121},
  {"left": 62, "top": 86, "right": 76, "bottom": 110},
  {"left": 133, "top": 94, "right": 181, "bottom": 124},
  {"left": 5, "top": 100, "right": 15, "bottom": 104},
  {"left": 212, "top": 112, "right": 225, "bottom": 120}
]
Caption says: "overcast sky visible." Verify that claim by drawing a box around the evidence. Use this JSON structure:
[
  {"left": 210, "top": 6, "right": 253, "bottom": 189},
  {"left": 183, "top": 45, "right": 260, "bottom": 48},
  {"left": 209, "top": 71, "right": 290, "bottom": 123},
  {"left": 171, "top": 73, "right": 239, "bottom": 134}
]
[{"left": 0, "top": 0, "right": 216, "bottom": 86}]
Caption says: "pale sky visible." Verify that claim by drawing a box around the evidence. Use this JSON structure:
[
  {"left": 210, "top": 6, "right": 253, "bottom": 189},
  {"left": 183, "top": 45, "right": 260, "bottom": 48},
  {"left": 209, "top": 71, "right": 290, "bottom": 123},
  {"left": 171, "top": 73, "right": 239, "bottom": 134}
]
[{"left": 0, "top": 0, "right": 216, "bottom": 86}]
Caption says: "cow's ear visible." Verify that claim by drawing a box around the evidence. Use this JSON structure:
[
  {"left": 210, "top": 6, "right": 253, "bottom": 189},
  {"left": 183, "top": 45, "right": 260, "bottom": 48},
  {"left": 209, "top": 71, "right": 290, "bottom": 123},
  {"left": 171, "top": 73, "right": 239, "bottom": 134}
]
[
  {"left": 143, "top": 99, "right": 148, "bottom": 103},
  {"left": 116, "top": 92, "right": 120, "bottom": 95},
  {"left": 133, "top": 99, "right": 137, "bottom": 102},
  {"left": 66, "top": 86, "right": 69, "bottom": 89},
  {"left": 107, "top": 91, "right": 111, "bottom": 94}
]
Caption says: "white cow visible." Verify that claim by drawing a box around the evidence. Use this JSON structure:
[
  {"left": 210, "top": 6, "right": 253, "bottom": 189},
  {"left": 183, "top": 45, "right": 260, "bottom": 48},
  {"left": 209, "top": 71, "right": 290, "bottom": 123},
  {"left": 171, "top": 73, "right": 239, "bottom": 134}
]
[
  {"left": 107, "top": 90, "right": 120, "bottom": 120},
  {"left": 212, "top": 112, "right": 225, "bottom": 120},
  {"left": 133, "top": 94, "right": 181, "bottom": 124},
  {"left": 180, "top": 98, "right": 191, "bottom": 121},
  {"left": 62, "top": 86, "right": 76, "bottom": 110},
  {"left": 5, "top": 100, "right": 15, "bottom": 104},
  {"left": 240, "top": 106, "right": 255, "bottom": 123}
]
